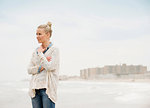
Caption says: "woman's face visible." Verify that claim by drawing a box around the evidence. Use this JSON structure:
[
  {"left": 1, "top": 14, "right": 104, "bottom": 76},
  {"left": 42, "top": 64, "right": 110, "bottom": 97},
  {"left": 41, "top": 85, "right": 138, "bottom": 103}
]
[{"left": 36, "top": 28, "right": 49, "bottom": 43}]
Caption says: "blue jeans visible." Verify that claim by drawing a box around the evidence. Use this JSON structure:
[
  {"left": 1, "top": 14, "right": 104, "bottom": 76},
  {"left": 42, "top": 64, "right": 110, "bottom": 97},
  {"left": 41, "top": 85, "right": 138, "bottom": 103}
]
[{"left": 31, "top": 88, "right": 55, "bottom": 108}]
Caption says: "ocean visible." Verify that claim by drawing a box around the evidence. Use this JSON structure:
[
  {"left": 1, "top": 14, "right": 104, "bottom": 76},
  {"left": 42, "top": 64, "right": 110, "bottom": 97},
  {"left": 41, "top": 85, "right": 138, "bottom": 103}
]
[{"left": 0, "top": 80, "right": 150, "bottom": 108}]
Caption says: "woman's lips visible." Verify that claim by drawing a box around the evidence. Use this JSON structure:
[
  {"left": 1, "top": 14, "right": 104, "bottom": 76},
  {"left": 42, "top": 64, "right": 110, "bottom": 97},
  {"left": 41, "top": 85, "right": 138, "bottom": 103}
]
[{"left": 37, "top": 38, "right": 41, "bottom": 41}]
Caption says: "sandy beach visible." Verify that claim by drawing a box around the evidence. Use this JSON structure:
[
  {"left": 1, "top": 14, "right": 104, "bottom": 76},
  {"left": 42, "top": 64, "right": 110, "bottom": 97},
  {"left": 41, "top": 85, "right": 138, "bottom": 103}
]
[{"left": 0, "top": 80, "right": 150, "bottom": 108}]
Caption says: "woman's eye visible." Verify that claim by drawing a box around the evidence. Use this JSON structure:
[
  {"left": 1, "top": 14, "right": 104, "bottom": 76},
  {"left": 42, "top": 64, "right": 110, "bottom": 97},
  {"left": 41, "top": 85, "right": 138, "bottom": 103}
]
[{"left": 36, "top": 33, "right": 42, "bottom": 35}]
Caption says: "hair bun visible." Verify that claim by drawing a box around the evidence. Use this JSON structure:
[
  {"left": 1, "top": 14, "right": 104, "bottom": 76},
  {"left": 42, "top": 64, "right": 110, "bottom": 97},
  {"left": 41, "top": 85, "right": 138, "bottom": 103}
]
[{"left": 47, "top": 22, "right": 52, "bottom": 28}]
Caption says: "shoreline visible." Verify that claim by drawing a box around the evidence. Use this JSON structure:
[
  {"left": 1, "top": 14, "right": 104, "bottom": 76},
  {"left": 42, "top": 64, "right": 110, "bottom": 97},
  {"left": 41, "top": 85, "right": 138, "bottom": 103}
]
[
  {"left": 59, "top": 78, "right": 150, "bottom": 83},
  {"left": 16, "top": 78, "right": 150, "bottom": 83}
]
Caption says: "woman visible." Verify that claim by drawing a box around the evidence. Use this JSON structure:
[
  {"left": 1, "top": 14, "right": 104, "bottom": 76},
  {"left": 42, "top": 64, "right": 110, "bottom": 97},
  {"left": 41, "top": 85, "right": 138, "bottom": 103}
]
[{"left": 27, "top": 22, "right": 60, "bottom": 108}]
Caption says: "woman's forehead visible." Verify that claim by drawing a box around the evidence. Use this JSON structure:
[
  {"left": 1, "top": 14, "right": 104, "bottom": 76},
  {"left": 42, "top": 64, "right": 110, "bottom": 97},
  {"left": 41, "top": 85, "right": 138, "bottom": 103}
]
[{"left": 36, "top": 28, "right": 45, "bottom": 32}]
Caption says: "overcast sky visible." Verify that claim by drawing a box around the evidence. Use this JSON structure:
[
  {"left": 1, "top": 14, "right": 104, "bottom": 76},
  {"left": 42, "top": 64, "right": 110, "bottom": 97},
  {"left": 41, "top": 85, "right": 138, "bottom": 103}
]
[{"left": 0, "top": 0, "right": 150, "bottom": 81}]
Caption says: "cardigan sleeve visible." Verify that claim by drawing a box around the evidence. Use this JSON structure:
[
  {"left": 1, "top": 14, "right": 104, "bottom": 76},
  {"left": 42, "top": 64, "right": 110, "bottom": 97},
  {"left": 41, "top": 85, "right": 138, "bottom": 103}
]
[
  {"left": 27, "top": 52, "right": 40, "bottom": 75},
  {"left": 37, "top": 47, "right": 59, "bottom": 72}
]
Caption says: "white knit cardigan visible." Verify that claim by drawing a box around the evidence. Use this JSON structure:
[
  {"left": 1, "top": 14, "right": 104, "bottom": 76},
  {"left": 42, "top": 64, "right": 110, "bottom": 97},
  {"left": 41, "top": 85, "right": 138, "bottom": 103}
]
[{"left": 27, "top": 44, "right": 59, "bottom": 103}]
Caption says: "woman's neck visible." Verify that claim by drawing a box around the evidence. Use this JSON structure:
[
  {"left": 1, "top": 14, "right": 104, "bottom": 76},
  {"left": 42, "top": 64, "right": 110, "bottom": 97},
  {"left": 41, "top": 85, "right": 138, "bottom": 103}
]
[{"left": 41, "top": 41, "right": 51, "bottom": 49}]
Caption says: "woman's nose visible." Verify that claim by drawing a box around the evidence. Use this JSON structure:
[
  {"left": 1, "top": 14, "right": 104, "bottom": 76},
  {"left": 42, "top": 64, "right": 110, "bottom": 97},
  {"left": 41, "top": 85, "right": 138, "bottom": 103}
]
[
  {"left": 36, "top": 35, "right": 40, "bottom": 39},
  {"left": 37, "top": 35, "right": 40, "bottom": 38}
]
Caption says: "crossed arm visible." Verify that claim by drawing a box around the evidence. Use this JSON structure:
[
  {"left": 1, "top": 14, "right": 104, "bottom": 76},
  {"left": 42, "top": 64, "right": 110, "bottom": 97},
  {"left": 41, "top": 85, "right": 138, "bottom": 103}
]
[
  {"left": 37, "top": 56, "right": 51, "bottom": 73},
  {"left": 27, "top": 48, "right": 59, "bottom": 75}
]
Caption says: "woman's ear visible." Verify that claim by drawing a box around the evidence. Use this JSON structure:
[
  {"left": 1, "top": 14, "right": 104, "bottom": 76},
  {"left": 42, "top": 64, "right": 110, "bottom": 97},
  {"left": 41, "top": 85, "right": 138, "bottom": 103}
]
[{"left": 46, "top": 32, "right": 50, "bottom": 38}]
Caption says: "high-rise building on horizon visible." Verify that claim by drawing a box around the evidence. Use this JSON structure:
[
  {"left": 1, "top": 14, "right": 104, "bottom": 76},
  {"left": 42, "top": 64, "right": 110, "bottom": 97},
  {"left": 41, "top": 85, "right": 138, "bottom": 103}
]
[{"left": 80, "top": 64, "right": 150, "bottom": 79}]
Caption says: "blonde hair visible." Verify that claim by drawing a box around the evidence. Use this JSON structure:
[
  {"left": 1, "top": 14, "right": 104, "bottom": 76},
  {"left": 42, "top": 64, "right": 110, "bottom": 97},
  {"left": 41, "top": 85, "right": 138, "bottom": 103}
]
[{"left": 38, "top": 22, "right": 52, "bottom": 37}]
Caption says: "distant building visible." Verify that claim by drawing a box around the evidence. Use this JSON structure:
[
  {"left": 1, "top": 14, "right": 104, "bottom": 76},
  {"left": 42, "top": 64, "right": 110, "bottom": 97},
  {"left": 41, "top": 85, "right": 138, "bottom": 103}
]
[{"left": 80, "top": 64, "right": 150, "bottom": 79}]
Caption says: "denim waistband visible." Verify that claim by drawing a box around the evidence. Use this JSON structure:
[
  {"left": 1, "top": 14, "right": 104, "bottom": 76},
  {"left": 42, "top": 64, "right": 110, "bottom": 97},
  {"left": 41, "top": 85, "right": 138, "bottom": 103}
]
[{"left": 35, "top": 88, "right": 46, "bottom": 91}]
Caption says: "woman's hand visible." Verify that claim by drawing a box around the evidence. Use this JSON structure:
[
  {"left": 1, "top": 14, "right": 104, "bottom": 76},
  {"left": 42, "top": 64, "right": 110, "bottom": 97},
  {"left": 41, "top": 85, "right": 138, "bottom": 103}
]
[
  {"left": 40, "top": 66, "right": 45, "bottom": 72},
  {"left": 46, "top": 56, "right": 52, "bottom": 62}
]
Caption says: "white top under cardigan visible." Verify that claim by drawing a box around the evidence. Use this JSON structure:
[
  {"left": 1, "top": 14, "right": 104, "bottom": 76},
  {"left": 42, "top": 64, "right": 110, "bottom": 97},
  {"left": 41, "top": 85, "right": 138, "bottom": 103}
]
[{"left": 27, "top": 44, "right": 59, "bottom": 103}]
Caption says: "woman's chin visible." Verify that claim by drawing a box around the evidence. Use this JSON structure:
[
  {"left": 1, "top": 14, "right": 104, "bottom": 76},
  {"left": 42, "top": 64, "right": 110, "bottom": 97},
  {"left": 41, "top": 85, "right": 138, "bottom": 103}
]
[{"left": 38, "top": 41, "right": 42, "bottom": 43}]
